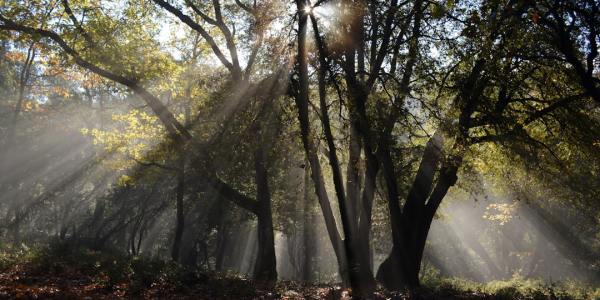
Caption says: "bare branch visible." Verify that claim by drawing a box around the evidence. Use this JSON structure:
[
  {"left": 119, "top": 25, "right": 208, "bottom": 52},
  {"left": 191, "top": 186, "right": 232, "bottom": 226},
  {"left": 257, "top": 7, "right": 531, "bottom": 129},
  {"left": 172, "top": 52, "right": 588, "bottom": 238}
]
[
  {"left": 234, "top": 0, "right": 253, "bottom": 14},
  {"left": 185, "top": 0, "right": 217, "bottom": 25},
  {"left": 152, "top": 0, "right": 236, "bottom": 74}
]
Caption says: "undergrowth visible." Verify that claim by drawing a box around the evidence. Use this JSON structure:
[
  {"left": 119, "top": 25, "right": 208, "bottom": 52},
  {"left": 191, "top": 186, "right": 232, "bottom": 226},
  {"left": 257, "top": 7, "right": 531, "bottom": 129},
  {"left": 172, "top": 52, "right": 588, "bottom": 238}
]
[
  {"left": 420, "top": 266, "right": 600, "bottom": 300},
  {"left": 0, "top": 241, "right": 258, "bottom": 298},
  {"left": 0, "top": 242, "right": 598, "bottom": 299}
]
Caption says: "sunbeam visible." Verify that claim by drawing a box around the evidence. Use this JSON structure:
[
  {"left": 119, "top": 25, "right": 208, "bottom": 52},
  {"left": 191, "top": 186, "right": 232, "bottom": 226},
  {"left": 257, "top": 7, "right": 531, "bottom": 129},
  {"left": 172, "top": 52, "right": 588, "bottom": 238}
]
[{"left": 0, "top": 0, "right": 599, "bottom": 298}]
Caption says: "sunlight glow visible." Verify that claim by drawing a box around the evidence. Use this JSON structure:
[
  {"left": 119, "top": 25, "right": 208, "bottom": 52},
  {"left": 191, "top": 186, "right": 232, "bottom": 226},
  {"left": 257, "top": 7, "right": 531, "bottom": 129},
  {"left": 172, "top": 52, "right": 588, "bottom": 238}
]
[
  {"left": 303, "top": 5, "right": 313, "bottom": 14},
  {"left": 310, "top": 3, "right": 338, "bottom": 31},
  {"left": 1, "top": 0, "right": 597, "bottom": 297}
]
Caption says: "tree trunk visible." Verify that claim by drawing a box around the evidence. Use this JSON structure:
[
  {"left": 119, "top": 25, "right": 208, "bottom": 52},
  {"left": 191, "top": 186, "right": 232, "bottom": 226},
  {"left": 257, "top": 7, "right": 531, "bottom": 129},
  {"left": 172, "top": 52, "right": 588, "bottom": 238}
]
[
  {"left": 6, "top": 42, "right": 35, "bottom": 145},
  {"left": 377, "top": 134, "right": 447, "bottom": 290},
  {"left": 294, "top": 3, "right": 349, "bottom": 286},
  {"left": 346, "top": 125, "right": 361, "bottom": 234},
  {"left": 215, "top": 224, "right": 229, "bottom": 272},
  {"left": 302, "top": 160, "right": 314, "bottom": 283},
  {"left": 171, "top": 153, "right": 186, "bottom": 262},
  {"left": 252, "top": 145, "right": 277, "bottom": 281},
  {"left": 376, "top": 48, "right": 479, "bottom": 288},
  {"left": 355, "top": 151, "right": 379, "bottom": 284},
  {"left": 347, "top": 125, "right": 377, "bottom": 287}
]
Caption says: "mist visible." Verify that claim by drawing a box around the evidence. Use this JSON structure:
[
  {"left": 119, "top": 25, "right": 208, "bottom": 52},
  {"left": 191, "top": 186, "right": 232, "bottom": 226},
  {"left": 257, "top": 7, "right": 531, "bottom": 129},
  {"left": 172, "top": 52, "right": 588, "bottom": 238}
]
[{"left": 1, "top": 0, "right": 599, "bottom": 298}]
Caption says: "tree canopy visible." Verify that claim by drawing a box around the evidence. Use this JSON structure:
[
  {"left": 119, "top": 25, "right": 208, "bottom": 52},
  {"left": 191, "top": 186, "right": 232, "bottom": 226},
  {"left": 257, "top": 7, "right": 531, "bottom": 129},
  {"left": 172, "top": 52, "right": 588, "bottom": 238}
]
[{"left": 0, "top": 0, "right": 599, "bottom": 298}]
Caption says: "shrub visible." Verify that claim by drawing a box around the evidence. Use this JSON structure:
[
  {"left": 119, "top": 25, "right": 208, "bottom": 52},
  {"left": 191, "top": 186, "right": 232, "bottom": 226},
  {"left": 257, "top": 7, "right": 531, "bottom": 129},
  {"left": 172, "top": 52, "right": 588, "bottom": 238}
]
[{"left": 420, "top": 272, "right": 599, "bottom": 300}]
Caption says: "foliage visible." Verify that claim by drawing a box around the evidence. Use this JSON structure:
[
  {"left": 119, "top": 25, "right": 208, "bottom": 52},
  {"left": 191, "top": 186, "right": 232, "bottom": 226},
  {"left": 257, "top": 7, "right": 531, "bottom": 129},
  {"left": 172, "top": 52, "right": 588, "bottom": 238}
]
[
  {"left": 1, "top": 0, "right": 599, "bottom": 296},
  {"left": 1, "top": 246, "right": 598, "bottom": 299},
  {"left": 421, "top": 267, "right": 600, "bottom": 300}
]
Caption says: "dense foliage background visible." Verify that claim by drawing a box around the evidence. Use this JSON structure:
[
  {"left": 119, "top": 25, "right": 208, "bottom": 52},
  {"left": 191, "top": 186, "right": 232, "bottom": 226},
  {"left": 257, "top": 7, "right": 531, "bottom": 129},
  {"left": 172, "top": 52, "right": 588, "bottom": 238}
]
[{"left": 0, "top": 0, "right": 599, "bottom": 298}]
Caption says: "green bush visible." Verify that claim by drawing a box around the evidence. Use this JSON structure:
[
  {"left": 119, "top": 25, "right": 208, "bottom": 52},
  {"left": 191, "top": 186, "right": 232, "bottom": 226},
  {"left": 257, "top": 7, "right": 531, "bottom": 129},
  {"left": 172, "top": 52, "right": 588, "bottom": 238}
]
[{"left": 420, "top": 272, "right": 599, "bottom": 300}]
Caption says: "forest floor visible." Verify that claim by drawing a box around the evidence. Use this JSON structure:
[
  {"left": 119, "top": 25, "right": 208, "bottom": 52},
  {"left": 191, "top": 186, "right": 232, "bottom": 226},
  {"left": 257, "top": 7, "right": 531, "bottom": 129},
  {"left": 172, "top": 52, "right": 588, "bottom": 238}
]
[
  {"left": 0, "top": 245, "right": 597, "bottom": 299},
  {"left": 0, "top": 261, "right": 496, "bottom": 300}
]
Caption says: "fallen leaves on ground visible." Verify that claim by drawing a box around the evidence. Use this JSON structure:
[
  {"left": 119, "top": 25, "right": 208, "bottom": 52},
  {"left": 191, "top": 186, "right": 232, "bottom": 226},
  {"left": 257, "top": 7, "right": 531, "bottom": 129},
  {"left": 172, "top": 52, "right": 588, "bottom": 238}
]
[{"left": 0, "top": 261, "right": 501, "bottom": 299}]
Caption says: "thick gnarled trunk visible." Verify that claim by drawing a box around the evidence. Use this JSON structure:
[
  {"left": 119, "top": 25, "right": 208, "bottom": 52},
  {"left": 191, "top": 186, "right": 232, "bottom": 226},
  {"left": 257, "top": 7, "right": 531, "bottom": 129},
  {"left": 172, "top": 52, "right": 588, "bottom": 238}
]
[{"left": 376, "top": 133, "right": 448, "bottom": 289}]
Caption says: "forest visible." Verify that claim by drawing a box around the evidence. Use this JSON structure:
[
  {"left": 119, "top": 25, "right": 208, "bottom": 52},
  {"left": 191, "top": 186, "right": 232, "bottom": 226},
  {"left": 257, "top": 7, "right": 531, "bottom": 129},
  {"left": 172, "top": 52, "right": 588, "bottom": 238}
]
[{"left": 0, "top": 0, "right": 599, "bottom": 299}]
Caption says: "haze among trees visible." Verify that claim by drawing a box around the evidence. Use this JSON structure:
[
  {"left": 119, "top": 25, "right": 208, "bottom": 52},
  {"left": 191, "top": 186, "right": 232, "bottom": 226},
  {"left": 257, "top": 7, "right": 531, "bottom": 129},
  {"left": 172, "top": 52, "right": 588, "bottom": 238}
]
[{"left": 0, "top": 0, "right": 599, "bottom": 298}]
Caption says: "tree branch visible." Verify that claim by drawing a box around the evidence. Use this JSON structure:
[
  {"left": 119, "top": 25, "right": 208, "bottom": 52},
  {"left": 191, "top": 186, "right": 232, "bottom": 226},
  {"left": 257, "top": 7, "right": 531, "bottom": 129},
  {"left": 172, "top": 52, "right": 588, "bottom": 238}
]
[
  {"left": 185, "top": 0, "right": 218, "bottom": 25},
  {"left": 0, "top": 15, "right": 191, "bottom": 142},
  {"left": 207, "top": 176, "right": 258, "bottom": 213},
  {"left": 152, "top": 0, "right": 235, "bottom": 74},
  {"left": 61, "top": 0, "right": 94, "bottom": 46}
]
